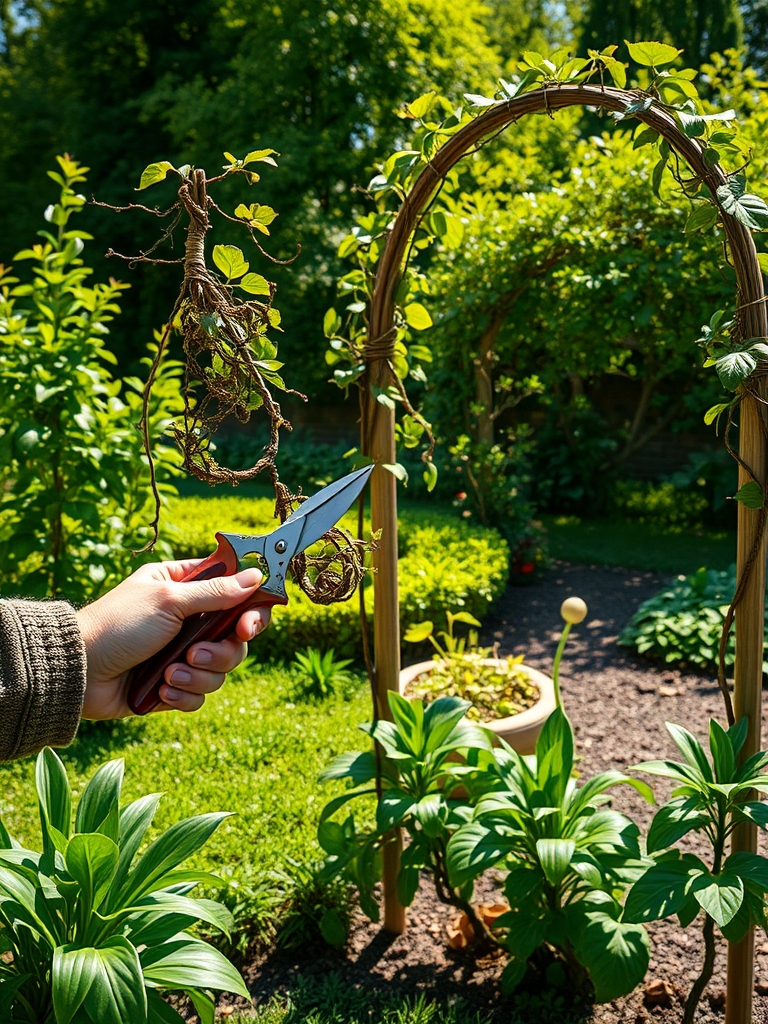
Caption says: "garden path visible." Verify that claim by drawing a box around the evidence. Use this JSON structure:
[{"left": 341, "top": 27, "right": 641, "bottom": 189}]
[{"left": 244, "top": 561, "right": 768, "bottom": 1024}]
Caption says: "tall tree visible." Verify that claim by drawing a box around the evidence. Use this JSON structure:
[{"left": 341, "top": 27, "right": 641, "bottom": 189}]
[{"left": 579, "top": 0, "right": 743, "bottom": 68}]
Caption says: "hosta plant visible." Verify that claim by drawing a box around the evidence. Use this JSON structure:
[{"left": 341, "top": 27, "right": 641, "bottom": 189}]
[
  {"left": 624, "top": 718, "right": 768, "bottom": 1024},
  {"left": 0, "top": 748, "right": 249, "bottom": 1023},
  {"left": 318, "top": 694, "right": 654, "bottom": 1003},
  {"left": 317, "top": 692, "right": 495, "bottom": 937},
  {"left": 446, "top": 707, "right": 654, "bottom": 1001}
]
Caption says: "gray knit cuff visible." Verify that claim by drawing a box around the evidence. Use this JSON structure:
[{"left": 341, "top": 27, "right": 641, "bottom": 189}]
[{"left": 0, "top": 599, "right": 87, "bottom": 761}]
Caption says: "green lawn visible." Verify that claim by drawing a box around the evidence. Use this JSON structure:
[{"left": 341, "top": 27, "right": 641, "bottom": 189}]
[
  {"left": 0, "top": 663, "right": 373, "bottom": 912},
  {"left": 542, "top": 514, "right": 736, "bottom": 574}
]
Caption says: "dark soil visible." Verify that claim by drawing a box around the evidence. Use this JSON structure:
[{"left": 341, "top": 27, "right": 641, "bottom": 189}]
[{"left": 242, "top": 561, "right": 768, "bottom": 1023}]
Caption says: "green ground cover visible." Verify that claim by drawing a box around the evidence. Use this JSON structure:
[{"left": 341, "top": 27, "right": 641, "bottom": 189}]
[{"left": 542, "top": 514, "right": 735, "bottom": 574}]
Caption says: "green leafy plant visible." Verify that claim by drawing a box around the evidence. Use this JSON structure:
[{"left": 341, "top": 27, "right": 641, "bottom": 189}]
[
  {"left": 0, "top": 747, "right": 248, "bottom": 1023},
  {"left": 446, "top": 707, "right": 654, "bottom": 1002},
  {"left": 270, "top": 858, "right": 355, "bottom": 951},
  {"left": 317, "top": 692, "right": 494, "bottom": 937},
  {"left": 0, "top": 155, "right": 182, "bottom": 602},
  {"left": 624, "top": 718, "right": 768, "bottom": 1024},
  {"left": 293, "top": 648, "right": 355, "bottom": 699},
  {"left": 618, "top": 565, "right": 768, "bottom": 673},
  {"left": 403, "top": 611, "right": 537, "bottom": 722}
]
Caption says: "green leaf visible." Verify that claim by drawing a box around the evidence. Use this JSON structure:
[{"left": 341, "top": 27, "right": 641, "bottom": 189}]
[
  {"left": 239, "top": 273, "right": 270, "bottom": 296},
  {"left": 117, "top": 813, "right": 230, "bottom": 906},
  {"left": 758, "top": 253, "right": 768, "bottom": 275},
  {"left": 733, "top": 481, "right": 764, "bottom": 510},
  {"left": 716, "top": 350, "right": 756, "bottom": 390},
  {"left": 404, "top": 303, "right": 433, "bottom": 330},
  {"left": 403, "top": 620, "right": 433, "bottom": 643},
  {"left": 535, "top": 707, "right": 574, "bottom": 805},
  {"left": 423, "top": 461, "right": 438, "bottom": 493},
  {"left": 323, "top": 308, "right": 342, "bottom": 337},
  {"left": 319, "top": 908, "right": 348, "bottom": 947},
  {"left": 244, "top": 148, "right": 279, "bottom": 166},
  {"left": 576, "top": 912, "right": 650, "bottom": 1002},
  {"left": 623, "top": 854, "right": 708, "bottom": 922},
  {"left": 666, "top": 723, "right": 713, "bottom": 782},
  {"left": 691, "top": 871, "right": 743, "bottom": 927},
  {"left": 234, "top": 203, "right": 278, "bottom": 234},
  {"left": 51, "top": 944, "right": 98, "bottom": 1024},
  {"left": 111, "top": 794, "right": 162, "bottom": 902},
  {"left": 188, "top": 989, "right": 216, "bottom": 1024},
  {"left": 66, "top": 833, "right": 120, "bottom": 913},
  {"left": 415, "top": 795, "right": 446, "bottom": 839},
  {"left": 147, "top": 990, "right": 185, "bottom": 1023},
  {"left": 685, "top": 204, "right": 718, "bottom": 233},
  {"left": 717, "top": 175, "right": 768, "bottom": 231},
  {"left": 646, "top": 797, "right": 709, "bottom": 854},
  {"left": 704, "top": 402, "right": 731, "bottom": 426},
  {"left": 140, "top": 937, "right": 249, "bottom": 999},
  {"left": 446, "top": 822, "right": 514, "bottom": 888},
  {"left": 382, "top": 463, "right": 408, "bottom": 484},
  {"left": 423, "top": 697, "right": 472, "bottom": 755},
  {"left": 536, "top": 839, "right": 575, "bottom": 886},
  {"left": 625, "top": 40, "right": 682, "bottom": 67},
  {"left": 137, "top": 162, "right": 177, "bottom": 191},
  {"left": 212, "top": 245, "right": 249, "bottom": 281},
  {"left": 36, "top": 747, "right": 72, "bottom": 852},
  {"left": 725, "top": 851, "right": 768, "bottom": 890},
  {"left": 406, "top": 92, "right": 437, "bottom": 119},
  {"left": 75, "top": 759, "right": 124, "bottom": 841},
  {"left": 376, "top": 788, "right": 417, "bottom": 832},
  {"left": 70, "top": 938, "right": 146, "bottom": 1024}
]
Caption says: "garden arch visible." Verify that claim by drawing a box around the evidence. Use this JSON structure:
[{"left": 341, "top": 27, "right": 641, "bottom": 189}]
[{"left": 363, "top": 82, "right": 767, "bottom": 1022}]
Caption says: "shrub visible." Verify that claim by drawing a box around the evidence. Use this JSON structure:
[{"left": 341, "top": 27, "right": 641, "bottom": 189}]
[
  {"left": 0, "top": 156, "right": 181, "bottom": 602},
  {"left": 167, "top": 497, "right": 510, "bottom": 661},
  {"left": 0, "top": 747, "right": 248, "bottom": 1022},
  {"left": 611, "top": 479, "right": 710, "bottom": 530},
  {"left": 618, "top": 565, "right": 768, "bottom": 673}
]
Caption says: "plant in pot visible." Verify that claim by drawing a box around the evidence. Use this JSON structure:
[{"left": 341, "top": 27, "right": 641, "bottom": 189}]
[{"left": 400, "top": 598, "right": 588, "bottom": 753}]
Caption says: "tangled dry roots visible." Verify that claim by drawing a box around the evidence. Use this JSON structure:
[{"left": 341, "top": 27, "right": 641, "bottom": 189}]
[{"left": 127, "top": 168, "right": 370, "bottom": 603}]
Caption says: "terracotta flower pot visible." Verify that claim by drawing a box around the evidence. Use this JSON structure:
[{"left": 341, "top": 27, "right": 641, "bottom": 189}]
[{"left": 399, "top": 659, "right": 556, "bottom": 755}]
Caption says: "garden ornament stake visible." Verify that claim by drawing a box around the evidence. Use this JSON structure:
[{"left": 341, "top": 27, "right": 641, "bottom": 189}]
[{"left": 126, "top": 465, "right": 373, "bottom": 715}]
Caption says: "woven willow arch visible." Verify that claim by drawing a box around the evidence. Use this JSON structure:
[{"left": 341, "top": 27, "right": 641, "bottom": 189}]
[{"left": 363, "top": 83, "right": 766, "bottom": 1019}]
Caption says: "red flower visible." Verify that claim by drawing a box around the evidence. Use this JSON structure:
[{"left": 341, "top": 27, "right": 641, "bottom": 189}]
[
  {"left": 520, "top": 562, "right": 535, "bottom": 574},
  {"left": 456, "top": 491, "right": 467, "bottom": 501}
]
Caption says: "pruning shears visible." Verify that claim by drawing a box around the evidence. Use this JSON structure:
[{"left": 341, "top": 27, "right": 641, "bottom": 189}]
[{"left": 126, "top": 465, "right": 374, "bottom": 715}]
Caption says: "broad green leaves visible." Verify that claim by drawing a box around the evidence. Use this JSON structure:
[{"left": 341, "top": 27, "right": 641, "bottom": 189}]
[
  {"left": 0, "top": 750, "right": 244, "bottom": 1023},
  {"left": 234, "top": 202, "right": 278, "bottom": 235}
]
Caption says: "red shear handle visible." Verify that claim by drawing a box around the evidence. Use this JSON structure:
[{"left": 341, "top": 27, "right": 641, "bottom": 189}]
[{"left": 125, "top": 537, "right": 284, "bottom": 716}]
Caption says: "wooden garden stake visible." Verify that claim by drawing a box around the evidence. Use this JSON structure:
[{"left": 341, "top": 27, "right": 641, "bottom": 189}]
[{"left": 364, "top": 84, "right": 767, "bottom": 978}]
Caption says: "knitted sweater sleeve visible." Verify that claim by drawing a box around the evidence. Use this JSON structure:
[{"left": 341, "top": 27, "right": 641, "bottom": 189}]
[{"left": 0, "top": 600, "right": 87, "bottom": 761}]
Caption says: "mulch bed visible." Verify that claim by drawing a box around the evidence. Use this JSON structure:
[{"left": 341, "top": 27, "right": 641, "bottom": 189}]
[{"left": 239, "top": 560, "right": 768, "bottom": 1023}]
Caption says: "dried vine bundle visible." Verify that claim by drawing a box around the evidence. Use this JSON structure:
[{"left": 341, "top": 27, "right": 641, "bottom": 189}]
[{"left": 100, "top": 155, "right": 369, "bottom": 602}]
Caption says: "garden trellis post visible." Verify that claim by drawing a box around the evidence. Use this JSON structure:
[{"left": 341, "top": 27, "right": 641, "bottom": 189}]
[{"left": 363, "top": 82, "right": 766, "bottom": 1018}]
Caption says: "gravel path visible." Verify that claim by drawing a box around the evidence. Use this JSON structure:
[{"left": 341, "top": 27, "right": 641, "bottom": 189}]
[{"left": 243, "top": 561, "right": 768, "bottom": 1023}]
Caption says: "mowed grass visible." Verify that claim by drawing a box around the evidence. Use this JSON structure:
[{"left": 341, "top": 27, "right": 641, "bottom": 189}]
[
  {"left": 542, "top": 514, "right": 736, "bottom": 574},
  {"left": 0, "top": 662, "right": 374, "bottom": 885}
]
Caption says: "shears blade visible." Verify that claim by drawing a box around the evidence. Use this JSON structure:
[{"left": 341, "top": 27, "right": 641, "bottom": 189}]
[{"left": 219, "top": 464, "right": 373, "bottom": 598}]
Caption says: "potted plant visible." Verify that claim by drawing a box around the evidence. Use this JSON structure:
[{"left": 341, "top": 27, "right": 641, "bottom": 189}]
[{"left": 399, "top": 598, "right": 587, "bottom": 753}]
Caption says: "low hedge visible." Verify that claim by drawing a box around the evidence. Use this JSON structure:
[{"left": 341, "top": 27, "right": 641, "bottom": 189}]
[
  {"left": 167, "top": 496, "right": 510, "bottom": 662},
  {"left": 618, "top": 565, "right": 768, "bottom": 675}
]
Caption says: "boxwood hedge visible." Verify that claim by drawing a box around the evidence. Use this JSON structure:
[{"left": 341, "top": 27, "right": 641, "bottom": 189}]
[{"left": 167, "top": 497, "right": 510, "bottom": 662}]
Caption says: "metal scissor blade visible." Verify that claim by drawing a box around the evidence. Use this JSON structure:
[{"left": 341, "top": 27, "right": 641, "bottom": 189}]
[
  {"left": 218, "top": 464, "right": 373, "bottom": 598},
  {"left": 282, "top": 464, "right": 373, "bottom": 554}
]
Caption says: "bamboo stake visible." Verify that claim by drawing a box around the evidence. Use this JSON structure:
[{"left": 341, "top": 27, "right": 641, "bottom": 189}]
[{"left": 365, "top": 84, "right": 766, "bottom": 961}]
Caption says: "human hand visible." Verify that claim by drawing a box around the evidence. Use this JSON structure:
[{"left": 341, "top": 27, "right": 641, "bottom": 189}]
[{"left": 75, "top": 560, "right": 270, "bottom": 720}]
